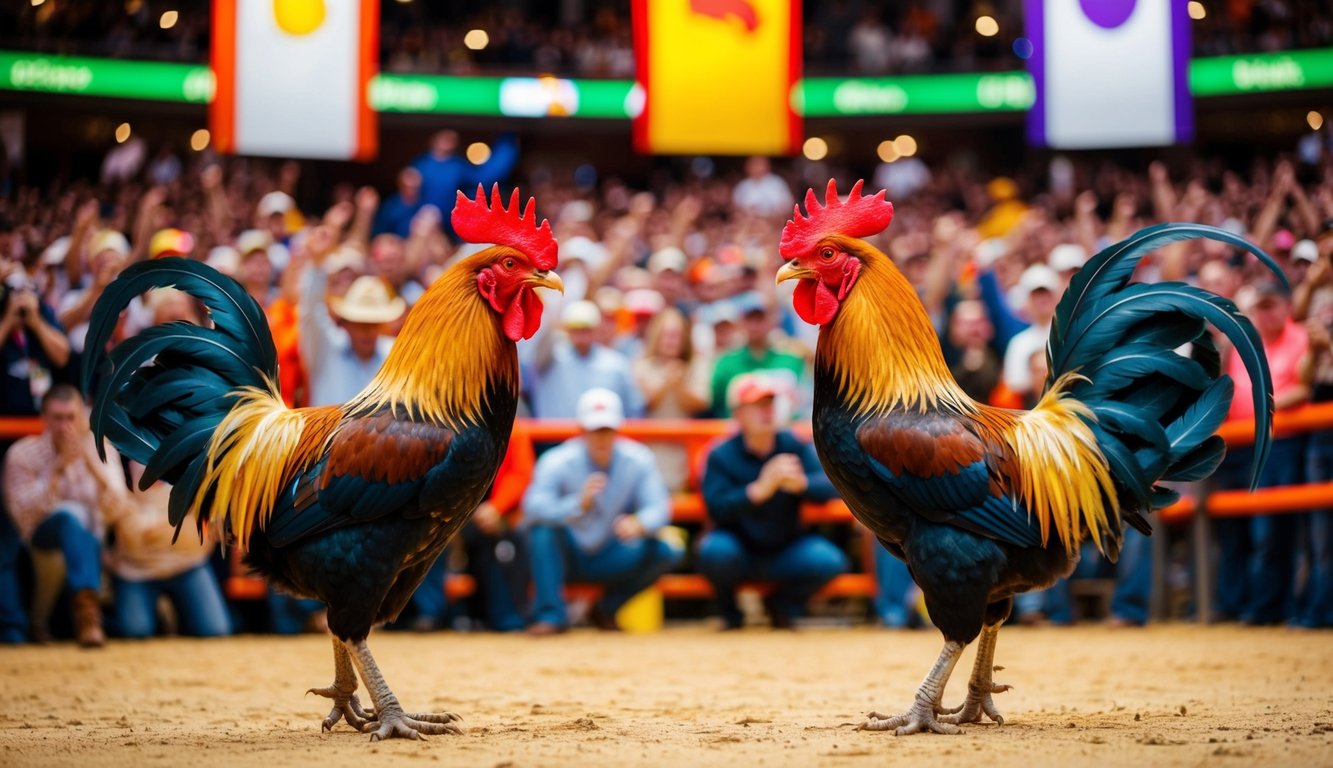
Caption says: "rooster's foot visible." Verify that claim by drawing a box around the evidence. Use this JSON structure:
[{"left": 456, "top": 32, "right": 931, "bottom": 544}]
[
  {"left": 939, "top": 680, "right": 1011, "bottom": 726},
  {"left": 858, "top": 699, "right": 962, "bottom": 736},
  {"left": 365, "top": 708, "right": 464, "bottom": 741},
  {"left": 307, "top": 685, "right": 375, "bottom": 732}
]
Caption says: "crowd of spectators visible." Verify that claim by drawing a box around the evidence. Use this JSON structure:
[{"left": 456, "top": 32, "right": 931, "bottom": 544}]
[
  {"left": 2, "top": 122, "right": 1332, "bottom": 643},
  {"left": 5, "top": 1, "right": 1331, "bottom": 77}
]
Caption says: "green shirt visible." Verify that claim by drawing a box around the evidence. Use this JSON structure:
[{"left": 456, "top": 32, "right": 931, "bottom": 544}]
[{"left": 709, "top": 345, "right": 806, "bottom": 417}]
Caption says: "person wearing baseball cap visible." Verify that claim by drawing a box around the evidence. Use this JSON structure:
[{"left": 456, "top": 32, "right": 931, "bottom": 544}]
[
  {"left": 521, "top": 388, "right": 683, "bottom": 635},
  {"left": 526, "top": 300, "right": 646, "bottom": 420},
  {"left": 696, "top": 373, "right": 847, "bottom": 630}
]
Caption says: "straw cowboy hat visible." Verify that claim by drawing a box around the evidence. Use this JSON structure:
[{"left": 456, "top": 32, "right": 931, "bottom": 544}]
[{"left": 328, "top": 276, "right": 406, "bottom": 324}]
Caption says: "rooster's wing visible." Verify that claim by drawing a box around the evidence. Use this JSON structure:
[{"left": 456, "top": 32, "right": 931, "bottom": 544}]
[
  {"left": 264, "top": 411, "right": 459, "bottom": 547},
  {"left": 856, "top": 410, "right": 1042, "bottom": 548}
]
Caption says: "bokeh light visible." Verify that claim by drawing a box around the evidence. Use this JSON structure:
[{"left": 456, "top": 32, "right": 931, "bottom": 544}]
[
  {"left": 466, "top": 142, "right": 492, "bottom": 164},
  {"left": 802, "top": 137, "right": 828, "bottom": 161},
  {"left": 877, "top": 140, "right": 900, "bottom": 163},
  {"left": 464, "top": 29, "right": 490, "bottom": 50}
]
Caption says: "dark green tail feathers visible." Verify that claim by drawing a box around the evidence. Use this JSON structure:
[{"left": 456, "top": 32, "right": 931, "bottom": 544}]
[
  {"left": 1047, "top": 223, "right": 1283, "bottom": 516},
  {"left": 81, "top": 257, "right": 279, "bottom": 519}
]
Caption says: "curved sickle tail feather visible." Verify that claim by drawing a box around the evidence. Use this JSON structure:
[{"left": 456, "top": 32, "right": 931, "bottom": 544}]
[
  {"left": 82, "top": 257, "right": 281, "bottom": 538},
  {"left": 1045, "top": 224, "right": 1282, "bottom": 551}
]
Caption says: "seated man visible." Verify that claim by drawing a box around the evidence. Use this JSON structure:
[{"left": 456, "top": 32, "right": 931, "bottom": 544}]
[
  {"left": 2, "top": 385, "right": 134, "bottom": 647},
  {"left": 107, "top": 468, "right": 232, "bottom": 639},
  {"left": 522, "top": 388, "right": 683, "bottom": 635},
  {"left": 698, "top": 374, "right": 847, "bottom": 629}
]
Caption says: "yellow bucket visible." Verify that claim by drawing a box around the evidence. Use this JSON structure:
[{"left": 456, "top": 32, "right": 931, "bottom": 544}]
[{"left": 616, "top": 586, "right": 664, "bottom": 633}]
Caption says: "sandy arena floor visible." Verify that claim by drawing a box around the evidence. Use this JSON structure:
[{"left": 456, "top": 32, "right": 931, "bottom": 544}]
[{"left": 2, "top": 624, "right": 1331, "bottom": 768}]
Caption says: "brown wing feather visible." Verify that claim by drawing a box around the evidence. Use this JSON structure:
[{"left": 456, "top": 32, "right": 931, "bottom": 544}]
[{"left": 320, "top": 412, "right": 455, "bottom": 488}]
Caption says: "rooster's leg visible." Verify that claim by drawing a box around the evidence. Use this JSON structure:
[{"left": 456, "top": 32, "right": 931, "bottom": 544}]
[
  {"left": 307, "top": 636, "right": 375, "bottom": 732},
  {"left": 344, "top": 637, "right": 463, "bottom": 741},
  {"left": 939, "top": 624, "right": 1010, "bottom": 725},
  {"left": 859, "top": 640, "right": 965, "bottom": 735}
]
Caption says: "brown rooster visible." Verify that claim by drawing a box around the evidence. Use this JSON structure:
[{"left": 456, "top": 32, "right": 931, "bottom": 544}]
[
  {"left": 776, "top": 180, "right": 1281, "bottom": 734},
  {"left": 84, "top": 185, "right": 563, "bottom": 740}
]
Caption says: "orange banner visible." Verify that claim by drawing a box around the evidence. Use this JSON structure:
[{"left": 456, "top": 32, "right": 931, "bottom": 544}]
[{"left": 632, "top": 0, "right": 802, "bottom": 156}]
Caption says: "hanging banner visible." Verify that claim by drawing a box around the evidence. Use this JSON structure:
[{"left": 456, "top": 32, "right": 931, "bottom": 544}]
[
  {"left": 632, "top": 0, "right": 802, "bottom": 156},
  {"left": 211, "top": 0, "right": 378, "bottom": 160},
  {"left": 1026, "top": 0, "right": 1191, "bottom": 148}
]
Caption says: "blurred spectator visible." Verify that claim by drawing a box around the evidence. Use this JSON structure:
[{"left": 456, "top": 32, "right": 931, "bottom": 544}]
[
  {"left": 110, "top": 464, "right": 231, "bottom": 639},
  {"left": 299, "top": 246, "right": 404, "bottom": 407},
  {"left": 2, "top": 385, "right": 131, "bottom": 646},
  {"left": 525, "top": 299, "right": 645, "bottom": 419},
  {"left": 1001, "top": 264, "right": 1060, "bottom": 401},
  {"left": 944, "top": 299, "right": 1002, "bottom": 402},
  {"left": 732, "top": 157, "right": 794, "bottom": 219},
  {"left": 1214, "top": 280, "right": 1311, "bottom": 625},
  {"left": 373, "top": 167, "right": 426, "bottom": 238},
  {"left": 1, "top": 257, "right": 70, "bottom": 417},
  {"left": 521, "top": 389, "right": 682, "bottom": 635},
  {"left": 370, "top": 233, "right": 425, "bottom": 307},
  {"left": 1294, "top": 231, "right": 1333, "bottom": 627},
  {"left": 709, "top": 294, "right": 804, "bottom": 418},
  {"left": 631, "top": 307, "right": 712, "bottom": 491},
  {"left": 698, "top": 374, "right": 846, "bottom": 629},
  {"left": 412, "top": 130, "right": 519, "bottom": 232}
]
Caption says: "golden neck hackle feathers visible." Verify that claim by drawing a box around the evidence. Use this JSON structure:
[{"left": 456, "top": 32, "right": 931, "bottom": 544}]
[
  {"left": 817, "top": 237, "right": 975, "bottom": 416},
  {"left": 349, "top": 248, "right": 519, "bottom": 430}
]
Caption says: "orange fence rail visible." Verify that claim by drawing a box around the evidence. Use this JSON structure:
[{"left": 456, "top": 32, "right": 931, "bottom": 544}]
[{"left": 8, "top": 402, "right": 1333, "bottom": 619}]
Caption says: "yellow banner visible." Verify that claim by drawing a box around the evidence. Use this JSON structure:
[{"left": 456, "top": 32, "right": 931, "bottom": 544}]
[{"left": 633, "top": 0, "right": 801, "bottom": 156}]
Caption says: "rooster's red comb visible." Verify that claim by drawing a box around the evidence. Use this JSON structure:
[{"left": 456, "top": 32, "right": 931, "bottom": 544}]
[
  {"left": 779, "top": 179, "right": 894, "bottom": 260},
  {"left": 452, "top": 184, "right": 558, "bottom": 270}
]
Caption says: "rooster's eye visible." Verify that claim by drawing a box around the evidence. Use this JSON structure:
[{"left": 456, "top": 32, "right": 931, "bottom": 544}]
[
  {"left": 503, "top": 258, "right": 515, "bottom": 270},
  {"left": 820, "top": 248, "right": 835, "bottom": 260}
]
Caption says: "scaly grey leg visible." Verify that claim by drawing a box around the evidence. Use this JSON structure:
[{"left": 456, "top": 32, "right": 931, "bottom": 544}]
[
  {"left": 344, "top": 637, "right": 463, "bottom": 741},
  {"left": 307, "top": 636, "right": 374, "bottom": 732},
  {"left": 859, "top": 640, "right": 965, "bottom": 735},
  {"left": 939, "top": 624, "right": 1011, "bottom": 725}
]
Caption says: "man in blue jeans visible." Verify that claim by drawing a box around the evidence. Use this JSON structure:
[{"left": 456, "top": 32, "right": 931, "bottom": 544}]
[
  {"left": 3, "top": 385, "right": 132, "bottom": 647},
  {"left": 522, "top": 388, "right": 683, "bottom": 635},
  {"left": 698, "top": 374, "right": 848, "bottom": 629}
]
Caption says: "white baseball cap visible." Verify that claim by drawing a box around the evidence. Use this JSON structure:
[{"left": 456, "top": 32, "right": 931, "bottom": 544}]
[
  {"left": 1047, "top": 243, "right": 1088, "bottom": 273},
  {"left": 1019, "top": 264, "right": 1061, "bottom": 296},
  {"left": 648, "top": 247, "right": 687, "bottom": 275},
  {"left": 257, "top": 191, "right": 295, "bottom": 218},
  {"left": 1291, "top": 239, "right": 1319, "bottom": 263},
  {"left": 576, "top": 388, "right": 624, "bottom": 432}
]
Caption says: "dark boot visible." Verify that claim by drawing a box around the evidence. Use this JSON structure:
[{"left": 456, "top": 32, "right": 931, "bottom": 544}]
[{"left": 72, "top": 589, "right": 105, "bottom": 648}]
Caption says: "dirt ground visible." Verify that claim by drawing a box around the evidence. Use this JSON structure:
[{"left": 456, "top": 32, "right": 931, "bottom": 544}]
[{"left": 2, "top": 624, "right": 1331, "bottom": 768}]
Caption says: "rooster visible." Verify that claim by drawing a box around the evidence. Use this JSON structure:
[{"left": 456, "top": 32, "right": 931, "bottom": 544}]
[
  {"left": 776, "top": 181, "right": 1282, "bottom": 735},
  {"left": 83, "top": 185, "right": 563, "bottom": 741}
]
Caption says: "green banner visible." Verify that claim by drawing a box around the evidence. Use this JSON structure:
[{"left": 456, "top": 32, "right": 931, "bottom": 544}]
[
  {"left": 2, "top": 48, "right": 1329, "bottom": 118},
  {"left": 797, "top": 72, "right": 1035, "bottom": 116},
  {"left": 0, "top": 51, "right": 212, "bottom": 103},
  {"left": 1189, "top": 47, "right": 1333, "bottom": 96}
]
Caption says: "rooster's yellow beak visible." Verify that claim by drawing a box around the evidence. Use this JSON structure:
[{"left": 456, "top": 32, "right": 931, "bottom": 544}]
[
  {"left": 530, "top": 270, "right": 564, "bottom": 294},
  {"left": 776, "top": 261, "right": 811, "bottom": 285}
]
